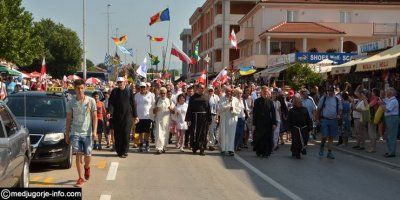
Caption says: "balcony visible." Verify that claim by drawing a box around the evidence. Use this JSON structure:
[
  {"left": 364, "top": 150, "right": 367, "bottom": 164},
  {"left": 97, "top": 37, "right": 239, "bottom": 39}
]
[
  {"left": 214, "top": 38, "right": 223, "bottom": 49},
  {"left": 233, "top": 55, "right": 275, "bottom": 68},
  {"left": 373, "top": 23, "right": 399, "bottom": 36},
  {"left": 213, "top": 62, "right": 222, "bottom": 72},
  {"left": 237, "top": 27, "right": 254, "bottom": 45},
  {"left": 214, "top": 14, "right": 245, "bottom": 26},
  {"left": 318, "top": 22, "right": 372, "bottom": 37},
  {"left": 318, "top": 22, "right": 400, "bottom": 37}
]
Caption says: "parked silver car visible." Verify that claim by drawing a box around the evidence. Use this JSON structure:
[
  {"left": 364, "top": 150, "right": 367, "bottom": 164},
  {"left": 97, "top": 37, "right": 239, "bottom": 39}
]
[{"left": 0, "top": 102, "right": 31, "bottom": 187}]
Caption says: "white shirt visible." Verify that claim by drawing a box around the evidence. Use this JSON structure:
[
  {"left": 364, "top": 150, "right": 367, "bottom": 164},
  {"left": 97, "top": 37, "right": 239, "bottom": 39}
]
[
  {"left": 238, "top": 99, "right": 245, "bottom": 119},
  {"left": 135, "top": 92, "right": 155, "bottom": 119},
  {"left": 353, "top": 99, "right": 366, "bottom": 119},
  {"left": 174, "top": 103, "right": 188, "bottom": 130},
  {"left": 209, "top": 94, "right": 220, "bottom": 115}
]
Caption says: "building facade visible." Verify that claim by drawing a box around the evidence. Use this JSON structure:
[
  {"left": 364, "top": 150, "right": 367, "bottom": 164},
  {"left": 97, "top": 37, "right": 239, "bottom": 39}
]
[
  {"left": 180, "top": 29, "right": 192, "bottom": 80},
  {"left": 234, "top": 0, "right": 400, "bottom": 70},
  {"left": 189, "top": 0, "right": 257, "bottom": 79}
]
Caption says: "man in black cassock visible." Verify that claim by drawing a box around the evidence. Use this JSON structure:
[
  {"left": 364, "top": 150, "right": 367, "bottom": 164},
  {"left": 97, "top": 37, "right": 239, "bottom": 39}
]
[
  {"left": 287, "top": 96, "right": 312, "bottom": 159},
  {"left": 253, "top": 86, "right": 277, "bottom": 158},
  {"left": 185, "top": 84, "right": 212, "bottom": 156},
  {"left": 108, "top": 77, "right": 139, "bottom": 158}
]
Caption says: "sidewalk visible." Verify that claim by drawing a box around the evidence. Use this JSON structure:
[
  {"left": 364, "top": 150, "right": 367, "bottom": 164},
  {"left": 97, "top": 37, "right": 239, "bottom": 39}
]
[{"left": 328, "top": 139, "right": 400, "bottom": 169}]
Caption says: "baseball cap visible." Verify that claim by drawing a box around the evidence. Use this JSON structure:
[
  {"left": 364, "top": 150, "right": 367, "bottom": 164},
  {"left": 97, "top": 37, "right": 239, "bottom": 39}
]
[
  {"left": 139, "top": 82, "right": 146, "bottom": 87},
  {"left": 116, "top": 77, "right": 125, "bottom": 82}
]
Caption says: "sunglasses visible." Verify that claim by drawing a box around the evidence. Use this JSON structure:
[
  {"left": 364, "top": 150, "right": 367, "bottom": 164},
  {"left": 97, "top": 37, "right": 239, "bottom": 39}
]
[{"left": 160, "top": 92, "right": 166, "bottom": 94}]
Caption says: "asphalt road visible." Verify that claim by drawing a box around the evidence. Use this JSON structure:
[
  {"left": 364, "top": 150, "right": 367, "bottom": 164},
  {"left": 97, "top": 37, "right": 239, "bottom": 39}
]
[{"left": 29, "top": 143, "right": 400, "bottom": 200}]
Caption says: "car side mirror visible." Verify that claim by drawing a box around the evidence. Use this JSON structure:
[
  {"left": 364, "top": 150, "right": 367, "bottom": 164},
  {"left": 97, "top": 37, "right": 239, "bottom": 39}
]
[{"left": 0, "top": 138, "right": 10, "bottom": 148}]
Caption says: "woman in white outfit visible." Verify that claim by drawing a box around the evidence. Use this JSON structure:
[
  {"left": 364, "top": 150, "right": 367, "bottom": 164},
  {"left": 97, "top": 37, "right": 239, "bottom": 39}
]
[
  {"left": 174, "top": 94, "right": 188, "bottom": 152},
  {"left": 219, "top": 88, "right": 241, "bottom": 156},
  {"left": 153, "top": 87, "right": 174, "bottom": 154}
]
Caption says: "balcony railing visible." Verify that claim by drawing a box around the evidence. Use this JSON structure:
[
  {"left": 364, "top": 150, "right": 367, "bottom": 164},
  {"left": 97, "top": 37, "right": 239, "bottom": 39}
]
[
  {"left": 237, "top": 27, "right": 254, "bottom": 45},
  {"left": 373, "top": 23, "right": 399, "bottom": 35}
]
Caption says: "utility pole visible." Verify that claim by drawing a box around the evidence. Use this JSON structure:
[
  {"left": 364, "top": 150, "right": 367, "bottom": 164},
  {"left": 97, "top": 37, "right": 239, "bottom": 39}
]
[
  {"left": 107, "top": 2, "right": 112, "bottom": 55},
  {"left": 83, "top": 0, "right": 87, "bottom": 80}
]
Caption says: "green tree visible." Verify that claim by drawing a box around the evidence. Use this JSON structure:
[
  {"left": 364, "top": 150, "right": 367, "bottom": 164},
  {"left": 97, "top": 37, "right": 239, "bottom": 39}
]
[
  {"left": 86, "top": 59, "right": 95, "bottom": 71},
  {"left": 26, "top": 18, "right": 83, "bottom": 78},
  {"left": 0, "top": 0, "right": 43, "bottom": 66},
  {"left": 285, "top": 63, "right": 324, "bottom": 91}
]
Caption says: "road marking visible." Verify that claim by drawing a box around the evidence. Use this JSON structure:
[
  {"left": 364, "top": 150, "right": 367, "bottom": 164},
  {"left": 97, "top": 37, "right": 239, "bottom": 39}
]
[
  {"left": 97, "top": 160, "right": 107, "bottom": 169},
  {"left": 106, "top": 162, "right": 119, "bottom": 180},
  {"left": 43, "top": 177, "right": 54, "bottom": 184},
  {"left": 30, "top": 176, "right": 41, "bottom": 182},
  {"left": 99, "top": 194, "right": 111, "bottom": 200},
  {"left": 235, "top": 155, "right": 303, "bottom": 200}
]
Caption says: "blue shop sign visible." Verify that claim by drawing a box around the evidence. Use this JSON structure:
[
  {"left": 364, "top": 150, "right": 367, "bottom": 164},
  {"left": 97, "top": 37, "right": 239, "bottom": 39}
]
[{"left": 295, "top": 52, "right": 357, "bottom": 64}]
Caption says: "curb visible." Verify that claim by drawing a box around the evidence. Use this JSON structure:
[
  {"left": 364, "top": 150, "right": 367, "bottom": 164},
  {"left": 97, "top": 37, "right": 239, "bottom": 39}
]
[{"left": 311, "top": 141, "right": 400, "bottom": 170}]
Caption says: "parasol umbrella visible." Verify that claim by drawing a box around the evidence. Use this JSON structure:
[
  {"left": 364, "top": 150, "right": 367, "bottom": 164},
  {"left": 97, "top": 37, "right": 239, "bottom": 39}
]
[
  {"left": 0, "top": 66, "right": 21, "bottom": 76},
  {"left": 68, "top": 75, "right": 81, "bottom": 80},
  {"left": 85, "top": 77, "right": 101, "bottom": 85},
  {"left": 29, "top": 71, "right": 41, "bottom": 78}
]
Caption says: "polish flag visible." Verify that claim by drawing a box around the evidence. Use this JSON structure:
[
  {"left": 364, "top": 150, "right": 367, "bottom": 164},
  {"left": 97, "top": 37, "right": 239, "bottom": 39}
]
[
  {"left": 211, "top": 68, "right": 228, "bottom": 87},
  {"left": 229, "top": 30, "right": 238, "bottom": 50},
  {"left": 196, "top": 69, "right": 206, "bottom": 85},
  {"left": 171, "top": 43, "right": 193, "bottom": 64},
  {"left": 38, "top": 57, "right": 47, "bottom": 90}
]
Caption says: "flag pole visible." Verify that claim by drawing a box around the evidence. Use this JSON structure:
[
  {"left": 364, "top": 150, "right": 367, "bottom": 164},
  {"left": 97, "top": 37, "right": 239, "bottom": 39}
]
[
  {"left": 149, "top": 37, "right": 154, "bottom": 80},
  {"left": 163, "top": 7, "right": 171, "bottom": 74}
]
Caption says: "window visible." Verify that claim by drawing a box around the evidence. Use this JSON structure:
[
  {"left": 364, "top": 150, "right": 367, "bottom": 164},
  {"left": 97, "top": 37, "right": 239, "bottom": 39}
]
[
  {"left": 0, "top": 105, "right": 17, "bottom": 137},
  {"left": 251, "top": 17, "right": 254, "bottom": 27},
  {"left": 256, "top": 42, "right": 261, "bottom": 55},
  {"left": 270, "top": 42, "right": 280, "bottom": 54},
  {"left": 340, "top": 11, "right": 352, "bottom": 23},
  {"left": 287, "top": 11, "right": 298, "bottom": 22}
]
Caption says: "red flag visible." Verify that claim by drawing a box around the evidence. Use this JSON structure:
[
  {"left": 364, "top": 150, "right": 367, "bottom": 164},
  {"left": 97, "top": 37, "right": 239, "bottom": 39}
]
[
  {"left": 196, "top": 69, "right": 206, "bottom": 85},
  {"left": 40, "top": 57, "right": 46, "bottom": 77},
  {"left": 229, "top": 30, "right": 238, "bottom": 49},
  {"left": 161, "top": 72, "right": 171, "bottom": 79},
  {"left": 171, "top": 43, "right": 193, "bottom": 64},
  {"left": 38, "top": 57, "right": 46, "bottom": 90},
  {"left": 212, "top": 68, "right": 228, "bottom": 87}
]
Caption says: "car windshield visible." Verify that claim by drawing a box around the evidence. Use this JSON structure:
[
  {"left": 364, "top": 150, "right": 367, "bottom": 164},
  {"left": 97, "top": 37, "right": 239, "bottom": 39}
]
[
  {"left": 67, "top": 90, "right": 104, "bottom": 100},
  {"left": 6, "top": 96, "right": 66, "bottom": 118}
]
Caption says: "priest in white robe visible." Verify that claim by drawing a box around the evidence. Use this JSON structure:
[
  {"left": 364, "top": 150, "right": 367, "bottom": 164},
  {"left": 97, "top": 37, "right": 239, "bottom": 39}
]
[
  {"left": 153, "top": 87, "right": 174, "bottom": 154},
  {"left": 219, "top": 88, "right": 241, "bottom": 156}
]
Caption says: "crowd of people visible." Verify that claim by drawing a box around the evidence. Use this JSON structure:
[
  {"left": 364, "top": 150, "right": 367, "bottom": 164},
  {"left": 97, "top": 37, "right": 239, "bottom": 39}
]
[{"left": 2, "top": 74, "right": 399, "bottom": 187}]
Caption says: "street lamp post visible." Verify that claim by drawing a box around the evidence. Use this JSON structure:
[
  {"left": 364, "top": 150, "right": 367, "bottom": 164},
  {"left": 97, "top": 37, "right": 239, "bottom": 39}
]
[{"left": 83, "top": 0, "right": 87, "bottom": 80}]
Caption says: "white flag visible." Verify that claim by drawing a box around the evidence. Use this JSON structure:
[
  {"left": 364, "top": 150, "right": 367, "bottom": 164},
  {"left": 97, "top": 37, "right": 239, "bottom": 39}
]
[{"left": 136, "top": 57, "right": 148, "bottom": 78}]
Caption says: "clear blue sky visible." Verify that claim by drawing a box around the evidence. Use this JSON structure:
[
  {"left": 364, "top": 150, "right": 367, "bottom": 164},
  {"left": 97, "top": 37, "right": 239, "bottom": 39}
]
[{"left": 22, "top": 0, "right": 205, "bottom": 71}]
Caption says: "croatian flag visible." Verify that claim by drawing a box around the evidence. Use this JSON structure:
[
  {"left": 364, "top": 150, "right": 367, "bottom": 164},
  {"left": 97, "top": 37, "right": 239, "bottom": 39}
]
[{"left": 171, "top": 43, "right": 193, "bottom": 64}]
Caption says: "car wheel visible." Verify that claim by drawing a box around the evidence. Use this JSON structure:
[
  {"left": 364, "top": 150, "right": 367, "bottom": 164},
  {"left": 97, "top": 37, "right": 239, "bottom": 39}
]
[
  {"left": 60, "top": 145, "right": 72, "bottom": 169},
  {"left": 17, "top": 156, "right": 30, "bottom": 188}
]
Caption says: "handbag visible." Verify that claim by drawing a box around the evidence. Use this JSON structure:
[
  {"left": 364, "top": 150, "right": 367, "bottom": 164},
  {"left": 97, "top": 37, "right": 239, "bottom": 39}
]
[{"left": 373, "top": 106, "right": 384, "bottom": 124}]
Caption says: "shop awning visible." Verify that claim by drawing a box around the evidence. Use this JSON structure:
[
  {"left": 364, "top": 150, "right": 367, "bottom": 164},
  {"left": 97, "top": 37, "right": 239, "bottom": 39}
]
[
  {"left": 254, "top": 64, "right": 289, "bottom": 78},
  {"left": 309, "top": 64, "right": 333, "bottom": 74},
  {"left": 355, "top": 45, "right": 400, "bottom": 72}
]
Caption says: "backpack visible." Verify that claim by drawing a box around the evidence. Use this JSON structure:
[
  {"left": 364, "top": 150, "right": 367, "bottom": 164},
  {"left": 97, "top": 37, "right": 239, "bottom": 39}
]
[{"left": 318, "top": 95, "right": 339, "bottom": 119}]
